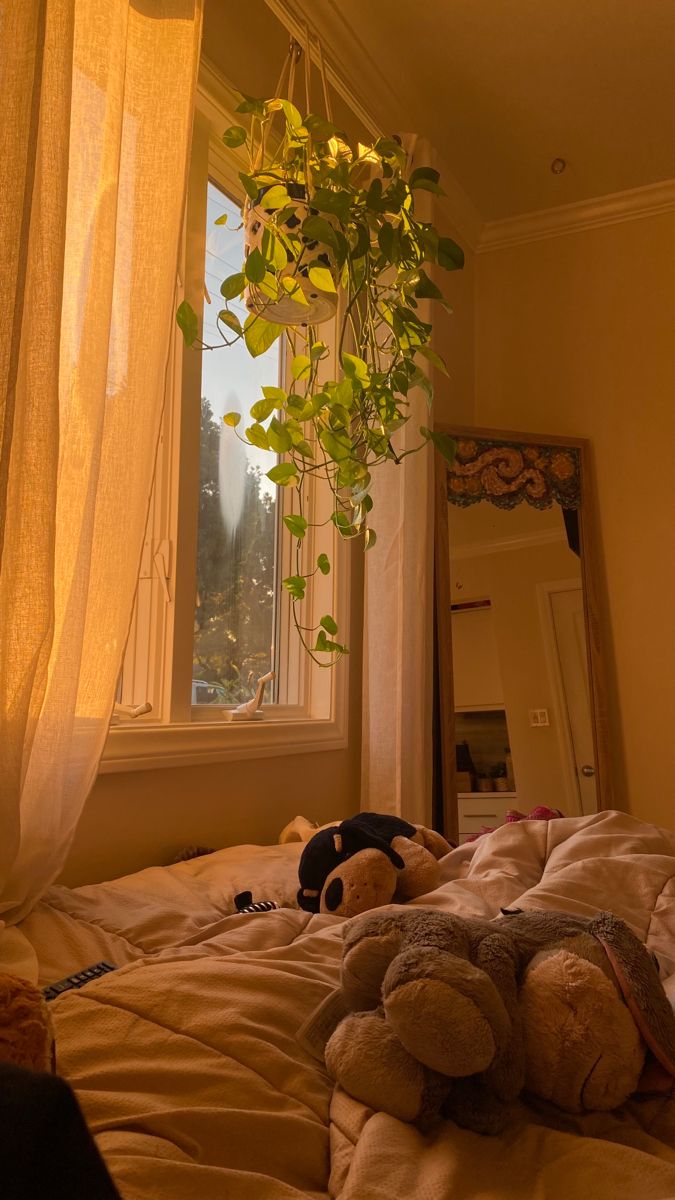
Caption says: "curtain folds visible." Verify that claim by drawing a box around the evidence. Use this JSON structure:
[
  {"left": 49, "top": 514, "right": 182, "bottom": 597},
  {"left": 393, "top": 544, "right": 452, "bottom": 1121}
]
[
  {"left": 0, "top": 0, "right": 203, "bottom": 949},
  {"left": 360, "top": 137, "right": 436, "bottom": 828}
]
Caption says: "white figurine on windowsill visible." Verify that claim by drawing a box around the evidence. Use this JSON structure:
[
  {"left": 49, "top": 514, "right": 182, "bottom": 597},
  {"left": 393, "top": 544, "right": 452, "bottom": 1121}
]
[{"left": 222, "top": 671, "right": 275, "bottom": 722}]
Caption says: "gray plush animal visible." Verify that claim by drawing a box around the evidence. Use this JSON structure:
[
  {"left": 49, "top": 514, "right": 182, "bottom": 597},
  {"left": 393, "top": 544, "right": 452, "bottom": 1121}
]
[{"left": 324, "top": 907, "right": 675, "bottom": 1134}]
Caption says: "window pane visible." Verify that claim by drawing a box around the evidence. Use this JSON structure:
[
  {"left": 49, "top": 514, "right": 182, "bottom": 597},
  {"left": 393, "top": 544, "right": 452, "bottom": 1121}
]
[{"left": 193, "top": 183, "right": 279, "bottom": 705}]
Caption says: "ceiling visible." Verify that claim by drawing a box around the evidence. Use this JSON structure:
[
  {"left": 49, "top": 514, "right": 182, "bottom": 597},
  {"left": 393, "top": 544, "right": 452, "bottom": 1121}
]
[{"left": 203, "top": 0, "right": 675, "bottom": 224}]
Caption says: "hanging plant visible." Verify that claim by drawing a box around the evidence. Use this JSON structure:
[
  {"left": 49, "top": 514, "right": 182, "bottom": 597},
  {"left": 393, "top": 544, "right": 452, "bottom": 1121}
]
[{"left": 177, "top": 93, "right": 463, "bottom": 664}]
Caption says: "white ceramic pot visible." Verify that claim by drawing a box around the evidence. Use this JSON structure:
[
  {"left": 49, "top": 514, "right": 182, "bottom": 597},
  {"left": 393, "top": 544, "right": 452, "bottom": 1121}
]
[{"left": 244, "top": 186, "right": 339, "bottom": 327}]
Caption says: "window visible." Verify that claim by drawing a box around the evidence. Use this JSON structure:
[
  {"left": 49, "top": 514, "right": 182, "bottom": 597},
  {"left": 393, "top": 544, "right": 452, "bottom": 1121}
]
[
  {"left": 104, "top": 65, "right": 349, "bottom": 772},
  {"left": 194, "top": 184, "right": 280, "bottom": 707}
]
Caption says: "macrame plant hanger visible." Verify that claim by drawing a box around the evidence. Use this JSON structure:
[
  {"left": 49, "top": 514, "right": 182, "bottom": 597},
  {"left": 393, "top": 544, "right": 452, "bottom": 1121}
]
[{"left": 245, "top": 29, "right": 339, "bottom": 327}]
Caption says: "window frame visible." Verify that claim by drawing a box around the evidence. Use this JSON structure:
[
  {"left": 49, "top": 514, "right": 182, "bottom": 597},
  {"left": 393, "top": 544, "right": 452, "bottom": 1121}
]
[{"left": 101, "top": 60, "right": 350, "bottom": 773}]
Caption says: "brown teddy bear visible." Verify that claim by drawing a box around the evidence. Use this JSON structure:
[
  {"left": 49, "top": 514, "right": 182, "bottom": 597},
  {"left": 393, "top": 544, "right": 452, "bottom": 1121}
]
[{"left": 324, "top": 907, "right": 675, "bottom": 1134}]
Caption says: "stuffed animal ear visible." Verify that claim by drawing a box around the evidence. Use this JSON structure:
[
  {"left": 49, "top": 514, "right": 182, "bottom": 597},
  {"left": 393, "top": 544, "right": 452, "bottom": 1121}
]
[
  {"left": 340, "top": 819, "right": 405, "bottom": 869},
  {"left": 590, "top": 911, "right": 675, "bottom": 1079}
]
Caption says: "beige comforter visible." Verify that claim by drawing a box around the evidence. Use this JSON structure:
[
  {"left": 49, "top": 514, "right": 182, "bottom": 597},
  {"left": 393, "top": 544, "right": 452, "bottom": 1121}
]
[{"left": 20, "top": 812, "right": 675, "bottom": 1199}]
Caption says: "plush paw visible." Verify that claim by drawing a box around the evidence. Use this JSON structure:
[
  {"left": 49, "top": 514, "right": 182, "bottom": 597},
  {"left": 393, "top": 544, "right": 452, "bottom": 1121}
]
[
  {"left": 325, "top": 1008, "right": 428, "bottom": 1122},
  {"left": 382, "top": 946, "right": 511, "bottom": 1078},
  {"left": 341, "top": 911, "right": 407, "bottom": 1009}
]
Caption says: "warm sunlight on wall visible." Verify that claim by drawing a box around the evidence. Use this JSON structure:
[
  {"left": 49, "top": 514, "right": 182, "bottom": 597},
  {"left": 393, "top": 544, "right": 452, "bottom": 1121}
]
[{"left": 474, "top": 211, "right": 675, "bottom": 825}]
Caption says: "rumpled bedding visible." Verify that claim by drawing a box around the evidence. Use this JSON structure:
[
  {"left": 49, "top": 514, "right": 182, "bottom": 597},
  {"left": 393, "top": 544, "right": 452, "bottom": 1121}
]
[{"left": 17, "top": 811, "right": 675, "bottom": 1199}]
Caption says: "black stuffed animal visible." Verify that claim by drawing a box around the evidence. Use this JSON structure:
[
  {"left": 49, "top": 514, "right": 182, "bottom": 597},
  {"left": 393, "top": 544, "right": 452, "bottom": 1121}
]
[{"left": 297, "top": 812, "right": 453, "bottom": 919}]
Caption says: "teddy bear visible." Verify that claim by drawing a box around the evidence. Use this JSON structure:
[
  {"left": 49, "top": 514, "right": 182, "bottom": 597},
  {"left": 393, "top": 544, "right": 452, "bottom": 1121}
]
[
  {"left": 323, "top": 906, "right": 675, "bottom": 1134},
  {"left": 0, "top": 971, "right": 54, "bottom": 1072},
  {"left": 296, "top": 812, "right": 453, "bottom": 918}
]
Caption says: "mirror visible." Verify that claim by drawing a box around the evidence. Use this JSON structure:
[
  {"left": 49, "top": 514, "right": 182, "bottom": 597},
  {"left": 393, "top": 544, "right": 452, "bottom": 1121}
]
[{"left": 433, "top": 427, "right": 611, "bottom": 844}]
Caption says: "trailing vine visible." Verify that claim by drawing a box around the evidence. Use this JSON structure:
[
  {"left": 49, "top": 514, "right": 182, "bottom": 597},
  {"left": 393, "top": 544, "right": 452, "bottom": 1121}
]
[{"left": 177, "top": 94, "right": 462, "bottom": 663}]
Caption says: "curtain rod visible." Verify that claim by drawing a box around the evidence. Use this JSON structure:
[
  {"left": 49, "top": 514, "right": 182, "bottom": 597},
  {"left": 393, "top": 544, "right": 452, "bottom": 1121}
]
[{"left": 262, "top": 0, "right": 385, "bottom": 140}]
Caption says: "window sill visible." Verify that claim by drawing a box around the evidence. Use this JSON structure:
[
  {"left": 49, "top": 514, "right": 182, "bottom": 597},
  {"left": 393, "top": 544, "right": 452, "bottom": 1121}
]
[{"left": 99, "top": 713, "right": 348, "bottom": 773}]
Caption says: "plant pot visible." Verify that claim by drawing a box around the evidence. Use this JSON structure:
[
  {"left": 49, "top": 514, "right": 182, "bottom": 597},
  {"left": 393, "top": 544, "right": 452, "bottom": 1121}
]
[{"left": 244, "top": 185, "right": 339, "bottom": 327}]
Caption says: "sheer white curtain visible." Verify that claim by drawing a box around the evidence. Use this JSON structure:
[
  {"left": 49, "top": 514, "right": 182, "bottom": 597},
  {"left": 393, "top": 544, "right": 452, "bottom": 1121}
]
[
  {"left": 0, "top": 0, "right": 203, "bottom": 972},
  {"left": 360, "top": 136, "right": 436, "bottom": 827}
]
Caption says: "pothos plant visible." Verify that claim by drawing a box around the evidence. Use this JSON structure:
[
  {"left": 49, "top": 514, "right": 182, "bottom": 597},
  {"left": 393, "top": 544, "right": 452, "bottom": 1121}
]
[{"left": 177, "top": 93, "right": 462, "bottom": 665}]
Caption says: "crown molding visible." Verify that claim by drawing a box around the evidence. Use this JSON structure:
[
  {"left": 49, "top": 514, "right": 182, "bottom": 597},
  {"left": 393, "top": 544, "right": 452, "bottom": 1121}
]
[
  {"left": 263, "top": 0, "right": 483, "bottom": 253},
  {"left": 479, "top": 178, "right": 675, "bottom": 253},
  {"left": 450, "top": 528, "right": 566, "bottom": 561}
]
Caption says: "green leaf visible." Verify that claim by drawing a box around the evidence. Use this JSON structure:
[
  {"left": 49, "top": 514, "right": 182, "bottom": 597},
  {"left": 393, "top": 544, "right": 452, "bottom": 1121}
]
[
  {"left": 214, "top": 212, "right": 229, "bottom": 226},
  {"left": 262, "top": 386, "right": 287, "bottom": 404},
  {"left": 421, "top": 427, "right": 457, "bottom": 466},
  {"left": 260, "top": 229, "right": 287, "bottom": 271},
  {"left": 415, "top": 343, "right": 449, "bottom": 375},
  {"left": 223, "top": 412, "right": 241, "bottom": 427},
  {"left": 328, "top": 404, "right": 351, "bottom": 429},
  {"left": 245, "top": 248, "right": 266, "bottom": 284},
  {"left": 239, "top": 172, "right": 259, "bottom": 201},
  {"left": 235, "top": 94, "right": 267, "bottom": 117},
  {"left": 283, "top": 574, "right": 306, "bottom": 600},
  {"left": 437, "top": 236, "right": 465, "bottom": 271},
  {"left": 259, "top": 185, "right": 291, "bottom": 211},
  {"left": 334, "top": 378, "right": 354, "bottom": 407},
  {"left": 301, "top": 215, "right": 338, "bottom": 250},
  {"left": 308, "top": 265, "right": 336, "bottom": 293},
  {"left": 218, "top": 310, "right": 242, "bottom": 336},
  {"left": 245, "top": 422, "right": 270, "bottom": 450},
  {"left": 311, "top": 188, "right": 351, "bottom": 223},
  {"left": 280, "top": 276, "right": 308, "bottom": 306},
  {"left": 320, "top": 428, "right": 352, "bottom": 462},
  {"left": 267, "top": 462, "right": 298, "bottom": 486},
  {"left": 304, "top": 114, "right": 340, "bottom": 140},
  {"left": 314, "top": 630, "right": 347, "bottom": 654},
  {"left": 176, "top": 300, "right": 198, "bottom": 347},
  {"left": 267, "top": 417, "right": 292, "bottom": 453},
  {"left": 409, "top": 166, "right": 443, "bottom": 194},
  {"left": 220, "top": 272, "right": 245, "bottom": 300},
  {"left": 378, "top": 221, "right": 398, "bottom": 261},
  {"left": 341, "top": 352, "right": 369, "bottom": 384},
  {"left": 222, "top": 124, "right": 247, "bottom": 148},
  {"left": 364, "top": 528, "right": 377, "bottom": 551},
  {"left": 310, "top": 341, "right": 329, "bottom": 361},
  {"left": 243, "top": 314, "right": 283, "bottom": 357},
  {"left": 317, "top": 553, "right": 331, "bottom": 575},
  {"left": 295, "top": 440, "right": 314, "bottom": 459},
  {"left": 283, "top": 514, "right": 308, "bottom": 539},
  {"left": 278, "top": 98, "right": 303, "bottom": 128},
  {"left": 413, "top": 269, "right": 444, "bottom": 302},
  {"left": 292, "top": 354, "right": 311, "bottom": 381},
  {"left": 250, "top": 396, "right": 277, "bottom": 421},
  {"left": 320, "top": 614, "right": 338, "bottom": 635}
]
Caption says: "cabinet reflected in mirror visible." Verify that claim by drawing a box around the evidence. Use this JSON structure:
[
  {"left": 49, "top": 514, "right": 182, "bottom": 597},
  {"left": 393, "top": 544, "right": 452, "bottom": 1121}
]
[{"left": 434, "top": 429, "right": 611, "bottom": 844}]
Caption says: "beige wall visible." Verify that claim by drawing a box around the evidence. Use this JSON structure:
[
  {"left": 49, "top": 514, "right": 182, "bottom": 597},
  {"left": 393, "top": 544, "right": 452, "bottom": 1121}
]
[{"left": 474, "top": 212, "right": 675, "bottom": 826}]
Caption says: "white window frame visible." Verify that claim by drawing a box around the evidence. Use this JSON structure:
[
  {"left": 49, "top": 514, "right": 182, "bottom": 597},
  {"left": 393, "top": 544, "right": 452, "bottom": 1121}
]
[{"left": 101, "top": 60, "right": 350, "bottom": 773}]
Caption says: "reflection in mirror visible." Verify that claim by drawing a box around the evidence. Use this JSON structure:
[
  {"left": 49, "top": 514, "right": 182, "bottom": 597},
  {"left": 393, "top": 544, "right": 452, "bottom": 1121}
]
[{"left": 434, "top": 431, "right": 610, "bottom": 845}]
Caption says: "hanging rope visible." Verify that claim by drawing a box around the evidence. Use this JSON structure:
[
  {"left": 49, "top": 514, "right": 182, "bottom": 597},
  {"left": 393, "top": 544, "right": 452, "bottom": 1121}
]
[
  {"left": 288, "top": 37, "right": 300, "bottom": 106},
  {"left": 303, "top": 22, "right": 312, "bottom": 116},
  {"left": 317, "top": 39, "right": 333, "bottom": 124}
]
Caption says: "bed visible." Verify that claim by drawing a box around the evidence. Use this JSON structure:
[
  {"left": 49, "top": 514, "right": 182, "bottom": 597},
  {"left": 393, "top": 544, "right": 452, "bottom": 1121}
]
[{"left": 17, "top": 810, "right": 675, "bottom": 1199}]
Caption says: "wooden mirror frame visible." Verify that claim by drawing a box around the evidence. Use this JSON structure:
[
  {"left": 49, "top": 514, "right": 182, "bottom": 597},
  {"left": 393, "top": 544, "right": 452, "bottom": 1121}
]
[{"left": 433, "top": 425, "right": 612, "bottom": 844}]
